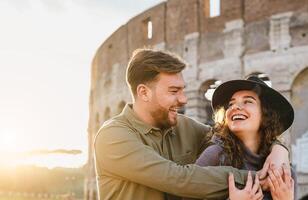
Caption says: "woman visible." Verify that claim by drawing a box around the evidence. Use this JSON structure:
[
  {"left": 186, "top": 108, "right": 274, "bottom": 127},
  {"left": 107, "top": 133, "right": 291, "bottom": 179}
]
[{"left": 195, "top": 76, "right": 295, "bottom": 200}]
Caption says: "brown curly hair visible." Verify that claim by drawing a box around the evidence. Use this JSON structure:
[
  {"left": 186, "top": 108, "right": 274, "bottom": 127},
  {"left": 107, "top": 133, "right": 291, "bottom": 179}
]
[{"left": 211, "top": 90, "right": 284, "bottom": 169}]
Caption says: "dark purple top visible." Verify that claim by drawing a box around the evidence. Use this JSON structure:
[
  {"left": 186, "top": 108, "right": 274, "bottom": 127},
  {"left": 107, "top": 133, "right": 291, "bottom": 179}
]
[
  {"left": 183, "top": 136, "right": 296, "bottom": 200},
  {"left": 196, "top": 136, "right": 271, "bottom": 200}
]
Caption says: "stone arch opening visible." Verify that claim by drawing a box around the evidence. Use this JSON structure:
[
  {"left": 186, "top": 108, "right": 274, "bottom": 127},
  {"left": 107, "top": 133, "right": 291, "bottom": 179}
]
[
  {"left": 95, "top": 112, "right": 100, "bottom": 132},
  {"left": 92, "top": 190, "right": 97, "bottom": 200},
  {"left": 199, "top": 79, "right": 221, "bottom": 125},
  {"left": 291, "top": 67, "right": 308, "bottom": 144},
  {"left": 246, "top": 72, "right": 272, "bottom": 87},
  {"left": 104, "top": 107, "right": 111, "bottom": 121},
  {"left": 117, "top": 101, "right": 126, "bottom": 114}
]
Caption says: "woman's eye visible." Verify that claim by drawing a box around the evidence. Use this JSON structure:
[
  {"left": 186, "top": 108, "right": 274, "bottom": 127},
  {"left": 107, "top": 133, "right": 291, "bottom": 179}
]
[
  {"left": 228, "top": 102, "right": 234, "bottom": 108},
  {"left": 244, "top": 100, "right": 252, "bottom": 104}
]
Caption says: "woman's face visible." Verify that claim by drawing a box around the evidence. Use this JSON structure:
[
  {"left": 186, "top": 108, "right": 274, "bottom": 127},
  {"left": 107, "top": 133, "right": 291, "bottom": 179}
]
[{"left": 226, "top": 90, "right": 262, "bottom": 137}]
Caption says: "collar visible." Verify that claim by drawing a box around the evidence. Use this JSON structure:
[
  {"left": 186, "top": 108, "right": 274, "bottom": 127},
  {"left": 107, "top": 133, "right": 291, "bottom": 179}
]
[
  {"left": 123, "top": 104, "right": 153, "bottom": 135},
  {"left": 123, "top": 104, "right": 176, "bottom": 136}
]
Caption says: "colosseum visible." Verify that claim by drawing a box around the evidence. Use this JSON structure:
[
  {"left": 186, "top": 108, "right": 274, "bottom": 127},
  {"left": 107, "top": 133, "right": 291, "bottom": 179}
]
[{"left": 85, "top": 0, "right": 308, "bottom": 199}]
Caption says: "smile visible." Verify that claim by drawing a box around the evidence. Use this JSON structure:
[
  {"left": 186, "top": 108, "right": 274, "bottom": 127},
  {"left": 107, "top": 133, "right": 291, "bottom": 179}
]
[
  {"left": 231, "top": 114, "right": 248, "bottom": 121},
  {"left": 169, "top": 108, "right": 178, "bottom": 113}
]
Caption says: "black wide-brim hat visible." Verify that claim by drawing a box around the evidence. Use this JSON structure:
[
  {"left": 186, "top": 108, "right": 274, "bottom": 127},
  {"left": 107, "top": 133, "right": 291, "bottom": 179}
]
[{"left": 211, "top": 76, "right": 294, "bottom": 133}]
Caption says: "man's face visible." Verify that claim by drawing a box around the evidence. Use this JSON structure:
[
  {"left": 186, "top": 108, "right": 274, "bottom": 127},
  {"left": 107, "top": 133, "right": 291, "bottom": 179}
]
[{"left": 148, "top": 72, "right": 187, "bottom": 129}]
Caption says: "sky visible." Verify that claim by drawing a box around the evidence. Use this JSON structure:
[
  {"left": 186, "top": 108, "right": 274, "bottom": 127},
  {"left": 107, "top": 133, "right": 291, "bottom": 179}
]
[{"left": 0, "top": 0, "right": 164, "bottom": 168}]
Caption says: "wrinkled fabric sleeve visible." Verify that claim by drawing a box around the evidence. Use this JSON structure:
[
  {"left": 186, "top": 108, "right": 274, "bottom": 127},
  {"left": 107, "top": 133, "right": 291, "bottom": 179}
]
[
  {"left": 94, "top": 125, "right": 249, "bottom": 199},
  {"left": 183, "top": 145, "right": 226, "bottom": 200}
]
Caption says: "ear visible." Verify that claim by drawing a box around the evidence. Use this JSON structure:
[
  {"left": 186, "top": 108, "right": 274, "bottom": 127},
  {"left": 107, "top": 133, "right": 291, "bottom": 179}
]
[{"left": 136, "top": 84, "right": 152, "bottom": 102}]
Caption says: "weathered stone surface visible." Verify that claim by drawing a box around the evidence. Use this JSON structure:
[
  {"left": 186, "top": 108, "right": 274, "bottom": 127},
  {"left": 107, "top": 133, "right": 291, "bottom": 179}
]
[{"left": 86, "top": 1, "right": 308, "bottom": 199}]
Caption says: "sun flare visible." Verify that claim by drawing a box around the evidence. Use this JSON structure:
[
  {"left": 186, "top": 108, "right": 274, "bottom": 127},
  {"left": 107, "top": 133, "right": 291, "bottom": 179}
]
[{"left": 0, "top": 132, "right": 19, "bottom": 152}]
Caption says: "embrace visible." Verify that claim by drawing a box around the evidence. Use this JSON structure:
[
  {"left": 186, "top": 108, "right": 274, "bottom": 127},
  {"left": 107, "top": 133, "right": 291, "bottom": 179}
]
[{"left": 94, "top": 49, "right": 295, "bottom": 200}]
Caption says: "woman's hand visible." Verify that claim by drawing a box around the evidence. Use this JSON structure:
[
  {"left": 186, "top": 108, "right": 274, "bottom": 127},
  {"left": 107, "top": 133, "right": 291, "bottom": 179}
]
[
  {"left": 268, "top": 164, "right": 294, "bottom": 200},
  {"left": 229, "top": 171, "right": 263, "bottom": 200}
]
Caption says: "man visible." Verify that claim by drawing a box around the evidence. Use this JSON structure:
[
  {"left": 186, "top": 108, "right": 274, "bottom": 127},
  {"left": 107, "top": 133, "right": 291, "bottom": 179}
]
[{"left": 94, "top": 49, "right": 289, "bottom": 200}]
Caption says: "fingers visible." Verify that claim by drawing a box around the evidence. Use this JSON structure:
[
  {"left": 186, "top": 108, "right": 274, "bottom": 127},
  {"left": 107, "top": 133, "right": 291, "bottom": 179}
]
[
  {"left": 228, "top": 172, "right": 236, "bottom": 193},
  {"left": 251, "top": 174, "right": 259, "bottom": 194},
  {"left": 244, "top": 171, "right": 253, "bottom": 190},
  {"left": 253, "top": 186, "right": 263, "bottom": 200},
  {"left": 282, "top": 164, "right": 292, "bottom": 185},
  {"left": 258, "top": 161, "right": 269, "bottom": 180},
  {"left": 270, "top": 163, "right": 283, "bottom": 176},
  {"left": 268, "top": 167, "right": 295, "bottom": 200},
  {"left": 273, "top": 168, "right": 284, "bottom": 186},
  {"left": 267, "top": 176, "right": 275, "bottom": 192},
  {"left": 290, "top": 178, "right": 295, "bottom": 191},
  {"left": 252, "top": 174, "right": 263, "bottom": 200},
  {"left": 268, "top": 169, "right": 280, "bottom": 189}
]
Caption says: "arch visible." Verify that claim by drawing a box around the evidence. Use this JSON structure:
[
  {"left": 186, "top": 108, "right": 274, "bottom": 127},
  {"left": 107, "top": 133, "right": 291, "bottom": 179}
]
[
  {"left": 104, "top": 107, "right": 111, "bottom": 121},
  {"left": 291, "top": 67, "right": 308, "bottom": 144},
  {"left": 198, "top": 79, "right": 221, "bottom": 125},
  {"left": 117, "top": 101, "right": 126, "bottom": 114},
  {"left": 246, "top": 72, "right": 272, "bottom": 87},
  {"left": 86, "top": 190, "right": 90, "bottom": 200},
  {"left": 95, "top": 112, "right": 100, "bottom": 132},
  {"left": 92, "top": 190, "right": 97, "bottom": 200}
]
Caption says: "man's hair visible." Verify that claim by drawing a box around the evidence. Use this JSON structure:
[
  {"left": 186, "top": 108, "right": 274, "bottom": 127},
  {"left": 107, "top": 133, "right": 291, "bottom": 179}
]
[{"left": 126, "top": 48, "right": 186, "bottom": 97}]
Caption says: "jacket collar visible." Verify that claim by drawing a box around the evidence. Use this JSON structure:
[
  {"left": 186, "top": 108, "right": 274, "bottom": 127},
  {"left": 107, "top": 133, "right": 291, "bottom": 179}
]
[{"left": 123, "top": 104, "right": 174, "bottom": 135}]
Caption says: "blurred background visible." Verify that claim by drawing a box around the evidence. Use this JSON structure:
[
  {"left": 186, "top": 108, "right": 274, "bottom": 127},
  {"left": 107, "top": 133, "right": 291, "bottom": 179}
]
[
  {"left": 87, "top": 0, "right": 308, "bottom": 199},
  {"left": 1, "top": 0, "right": 308, "bottom": 199},
  {"left": 0, "top": 0, "right": 163, "bottom": 199}
]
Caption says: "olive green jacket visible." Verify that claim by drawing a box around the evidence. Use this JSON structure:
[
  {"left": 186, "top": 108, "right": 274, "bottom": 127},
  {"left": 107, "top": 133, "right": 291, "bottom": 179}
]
[{"left": 94, "top": 104, "right": 249, "bottom": 200}]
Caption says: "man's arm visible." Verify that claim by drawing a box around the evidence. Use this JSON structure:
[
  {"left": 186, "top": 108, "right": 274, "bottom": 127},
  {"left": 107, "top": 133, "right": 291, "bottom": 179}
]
[
  {"left": 94, "top": 125, "right": 250, "bottom": 199},
  {"left": 258, "top": 142, "right": 290, "bottom": 180}
]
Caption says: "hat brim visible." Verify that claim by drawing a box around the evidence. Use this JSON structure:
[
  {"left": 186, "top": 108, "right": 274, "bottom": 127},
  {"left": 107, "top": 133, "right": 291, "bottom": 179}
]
[{"left": 211, "top": 79, "right": 294, "bottom": 133}]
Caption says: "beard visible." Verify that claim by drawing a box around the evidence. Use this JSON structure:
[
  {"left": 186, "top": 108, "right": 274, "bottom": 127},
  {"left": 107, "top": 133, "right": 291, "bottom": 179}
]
[{"left": 149, "top": 104, "right": 177, "bottom": 130}]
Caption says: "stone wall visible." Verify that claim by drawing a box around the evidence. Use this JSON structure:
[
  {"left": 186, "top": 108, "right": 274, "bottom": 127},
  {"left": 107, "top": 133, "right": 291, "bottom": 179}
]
[{"left": 87, "top": 0, "right": 308, "bottom": 199}]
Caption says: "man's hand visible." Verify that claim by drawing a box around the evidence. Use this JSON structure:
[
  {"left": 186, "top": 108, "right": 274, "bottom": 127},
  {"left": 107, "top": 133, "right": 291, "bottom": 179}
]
[
  {"left": 229, "top": 171, "right": 263, "bottom": 200},
  {"left": 268, "top": 164, "right": 294, "bottom": 200},
  {"left": 258, "top": 144, "right": 290, "bottom": 180}
]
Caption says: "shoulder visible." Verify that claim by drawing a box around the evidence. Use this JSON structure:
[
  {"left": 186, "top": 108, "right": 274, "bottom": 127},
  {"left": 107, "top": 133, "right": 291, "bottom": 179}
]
[
  {"left": 195, "top": 144, "right": 224, "bottom": 166},
  {"left": 201, "top": 144, "right": 224, "bottom": 155},
  {"left": 94, "top": 115, "right": 137, "bottom": 147}
]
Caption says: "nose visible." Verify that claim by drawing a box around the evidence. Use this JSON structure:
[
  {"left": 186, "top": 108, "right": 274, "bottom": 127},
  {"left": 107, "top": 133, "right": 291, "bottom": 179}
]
[
  {"left": 178, "top": 92, "right": 188, "bottom": 105},
  {"left": 231, "top": 102, "right": 243, "bottom": 110}
]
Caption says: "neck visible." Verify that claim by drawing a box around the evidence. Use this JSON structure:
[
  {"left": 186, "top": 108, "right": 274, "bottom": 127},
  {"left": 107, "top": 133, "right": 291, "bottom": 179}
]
[
  {"left": 237, "top": 131, "right": 261, "bottom": 154},
  {"left": 132, "top": 101, "right": 156, "bottom": 127}
]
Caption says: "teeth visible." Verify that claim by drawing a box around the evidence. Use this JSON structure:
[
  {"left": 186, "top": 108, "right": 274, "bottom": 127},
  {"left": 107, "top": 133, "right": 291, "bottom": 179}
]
[
  {"left": 170, "top": 108, "right": 178, "bottom": 112},
  {"left": 232, "top": 114, "right": 247, "bottom": 121}
]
